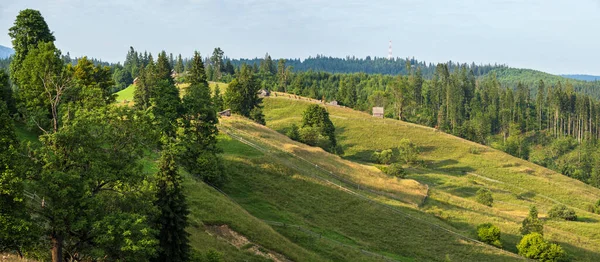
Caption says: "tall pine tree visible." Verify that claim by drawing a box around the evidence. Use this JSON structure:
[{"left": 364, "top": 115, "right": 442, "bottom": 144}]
[
  {"left": 154, "top": 143, "right": 190, "bottom": 262},
  {"left": 179, "top": 51, "right": 224, "bottom": 185}
]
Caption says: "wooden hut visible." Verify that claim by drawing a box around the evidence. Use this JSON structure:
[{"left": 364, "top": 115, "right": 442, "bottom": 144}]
[{"left": 372, "top": 107, "right": 384, "bottom": 118}]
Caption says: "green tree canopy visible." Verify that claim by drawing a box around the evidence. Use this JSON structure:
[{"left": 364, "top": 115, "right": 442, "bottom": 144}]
[
  {"left": 9, "top": 9, "right": 55, "bottom": 83},
  {"left": 0, "top": 101, "right": 36, "bottom": 256},
  {"left": 475, "top": 188, "right": 494, "bottom": 207},
  {"left": 179, "top": 51, "right": 224, "bottom": 185},
  {"left": 517, "top": 233, "right": 566, "bottom": 261},
  {"left": 301, "top": 104, "right": 337, "bottom": 150},
  {"left": 224, "top": 64, "right": 264, "bottom": 124},
  {"left": 477, "top": 223, "right": 502, "bottom": 248}
]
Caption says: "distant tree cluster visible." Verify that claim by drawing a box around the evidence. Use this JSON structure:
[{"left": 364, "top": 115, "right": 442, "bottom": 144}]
[{"left": 286, "top": 104, "right": 339, "bottom": 154}]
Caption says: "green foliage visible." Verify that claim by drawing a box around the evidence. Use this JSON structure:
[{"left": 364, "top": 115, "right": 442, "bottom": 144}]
[
  {"left": 301, "top": 104, "right": 337, "bottom": 151},
  {"left": 372, "top": 149, "right": 393, "bottom": 164},
  {"left": 477, "top": 223, "right": 502, "bottom": 248},
  {"left": 298, "top": 126, "right": 320, "bottom": 146},
  {"left": 156, "top": 51, "right": 174, "bottom": 85},
  {"left": 224, "top": 64, "right": 264, "bottom": 124},
  {"left": 134, "top": 65, "right": 151, "bottom": 110},
  {"left": 179, "top": 52, "right": 224, "bottom": 186},
  {"left": 548, "top": 204, "right": 577, "bottom": 221},
  {"left": 12, "top": 41, "right": 64, "bottom": 132},
  {"left": 9, "top": 9, "right": 55, "bottom": 83},
  {"left": 0, "top": 101, "right": 36, "bottom": 254},
  {"left": 475, "top": 188, "right": 494, "bottom": 207},
  {"left": 385, "top": 163, "right": 406, "bottom": 178},
  {"left": 589, "top": 200, "right": 600, "bottom": 214},
  {"left": 154, "top": 143, "right": 190, "bottom": 262},
  {"left": 174, "top": 54, "right": 184, "bottom": 74},
  {"left": 213, "top": 84, "right": 224, "bottom": 112},
  {"left": 31, "top": 106, "right": 159, "bottom": 261},
  {"left": 0, "top": 70, "right": 16, "bottom": 114},
  {"left": 499, "top": 123, "right": 530, "bottom": 160},
  {"left": 520, "top": 206, "right": 544, "bottom": 235},
  {"left": 150, "top": 79, "right": 181, "bottom": 138},
  {"left": 517, "top": 233, "right": 566, "bottom": 262},
  {"left": 397, "top": 138, "right": 420, "bottom": 165},
  {"left": 286, "top": 124, "right": 300, "bottom": 141},
  {"left": 70, "top": 56, "right": 115, "bottom": 107},
  {"left": 112, "top": 65, "right": 133, "bottom": 92}
]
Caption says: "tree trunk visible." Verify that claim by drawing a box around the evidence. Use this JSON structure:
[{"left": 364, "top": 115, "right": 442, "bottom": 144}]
[{"left": 52, "top": 234, "right": 63, "bottom": 262}]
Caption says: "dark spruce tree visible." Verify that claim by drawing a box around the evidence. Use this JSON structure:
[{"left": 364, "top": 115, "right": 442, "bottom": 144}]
[
  {"left": 143, "top": 52, "right": 181, "bottom": 138},
  {"left": 213, "top": 84, "right": 224, "bottom": 112},
  {"left": 224, "top": 64, "right": 265, "bottom": 124},
  {"left": 154, "top": 143, "right": 190, "bottom": 262},
  {"left": 179, "top": 51, "right": 224, "bottom": 185}
]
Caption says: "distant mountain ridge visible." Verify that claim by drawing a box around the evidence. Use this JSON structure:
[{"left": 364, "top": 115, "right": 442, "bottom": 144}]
[
  {"left": 0, "top": 45, "right": 14, "bottom": 59},
  {"left": 560, "top": 74, "right": 600, "bottom": 82}
]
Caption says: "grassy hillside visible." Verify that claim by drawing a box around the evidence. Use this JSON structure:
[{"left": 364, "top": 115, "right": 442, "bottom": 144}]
[
  {"left": 262, "top": 95, "right": 600, "bottom": 261},
  {"left": 218, "top": 116, "right": 519, "bottom": 261}
]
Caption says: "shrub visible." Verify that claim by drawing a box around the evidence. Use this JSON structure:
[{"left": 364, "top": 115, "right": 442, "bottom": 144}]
[
  {"left": 397, "top": 138, "right": 420, "bottom": 164},
  {"left": 477, "top": 223, "right": 502, "bottom": 248},
  {"left": 517, "top": 233, "right": 566, "bottom": 261},
  {"left": 475, "top": 188, "right": 493, "bottom": 207},
  {"left": 520, "top": 206, "right": 544, "bottom": 235},
  {"left": 548, "top": 204, "right": 577, "bottom": 221},
  {"left": 588, "top": 199, "right": 600, "bottom": 214},
  {"left": 469, "top": 147, "right": 481, "bottom": 154},
  {"left": 372, "top": 149, "right": 393, "bottom": 164},
  {"left": 286, "top": 124, "right": 300, "bottom": 141},
  {"left": 385, "top": 163, "right": 406, "bottom": 178},
  {"left": 299, "top": 126, "right": 320, "bottom": 146}
]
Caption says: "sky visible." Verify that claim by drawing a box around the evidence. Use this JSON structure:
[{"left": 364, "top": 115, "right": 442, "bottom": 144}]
[{"left": 1, "top": 0, "right": 600, "bottom": 75}]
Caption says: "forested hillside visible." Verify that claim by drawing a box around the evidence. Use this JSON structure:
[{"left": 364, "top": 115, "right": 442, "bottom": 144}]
[
  {"left": 562, "top": 74, "right": 600, "bottom": 82},
  {"left": 230, "top": 55, "right": 504, "bottom": 78}
]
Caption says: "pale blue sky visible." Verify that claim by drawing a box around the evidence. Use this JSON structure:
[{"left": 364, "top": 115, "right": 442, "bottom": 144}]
[{"left": 1, "top": 0, "right": 600, "bottom": 74}]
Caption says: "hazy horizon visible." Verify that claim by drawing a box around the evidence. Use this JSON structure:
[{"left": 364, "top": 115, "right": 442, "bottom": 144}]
[{"left": 2, "top": 0, "right": 600, "bottom": 75}]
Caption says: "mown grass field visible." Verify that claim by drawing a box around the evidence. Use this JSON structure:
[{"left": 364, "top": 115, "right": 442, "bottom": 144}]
[{"left": 261, "top": 95, "right": 600, "bottom": 261}]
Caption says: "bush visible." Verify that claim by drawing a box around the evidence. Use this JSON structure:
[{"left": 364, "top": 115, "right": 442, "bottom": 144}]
[
  {"left": 520, "top": 206, "right": 544, "bottom": 235},
  {"left": 477, "top": 223, "right": 502, "bottom": 248},
  {"left": 286, "top": 124, "right": 300, "bottom": 141},
  {"left": 517, "top": 233, "right": 566, "bottom": 262},
  {"left": 475, "top": 188, "right": 493, "bottom": 207},
  {"left": 469, "top": 147, "right": 481, "bottom": 154},
  {"left": 299, "top": 126, "right": 320, "bottom": 146},
  {"left": 397, "top": 138, "right": 420, "bottom": 164},
  {"left": 372, "top": 149, "right": 393, "bottom": 164},
  {"left": 548, "top": 204, "right": 577, "bottom": 221},
  {"left": 385, "top": 163, "right": 406, "bottom": 178},
  {"left": 588, "top": 199, "right": 600, "bottom": 214}
]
